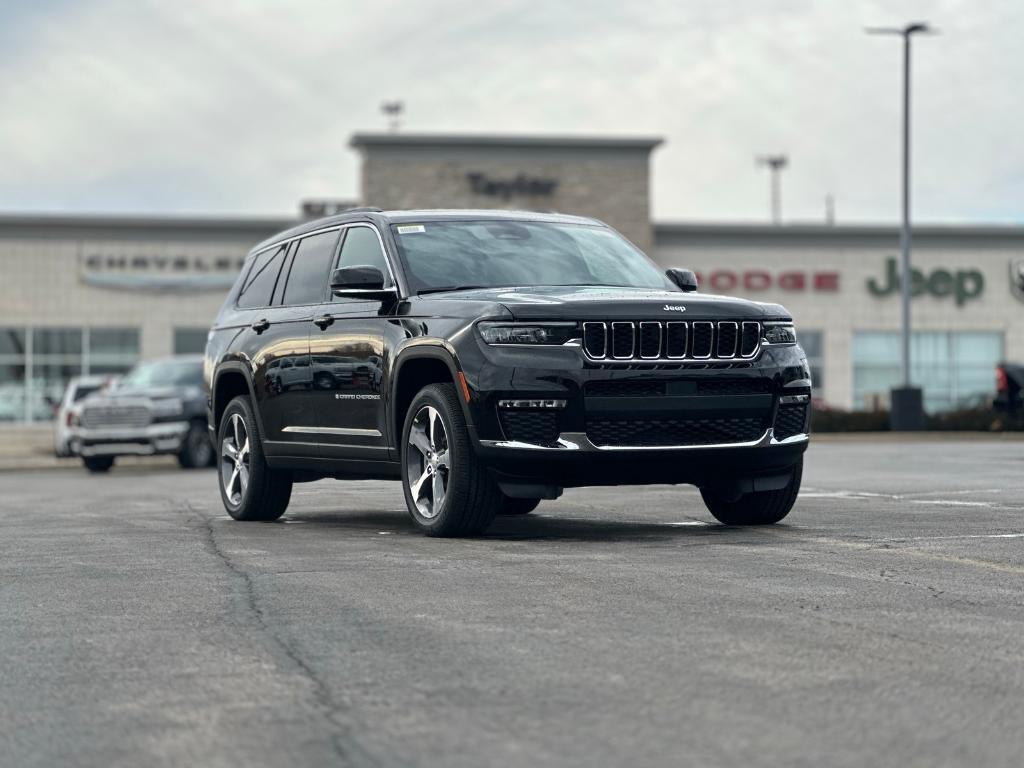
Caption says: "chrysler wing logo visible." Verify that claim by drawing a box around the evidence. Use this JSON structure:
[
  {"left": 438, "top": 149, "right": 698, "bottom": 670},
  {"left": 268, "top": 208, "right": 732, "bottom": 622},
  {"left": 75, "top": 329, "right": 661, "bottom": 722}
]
[
  {"left": 1011, "top": 259, "right": 1024, "bottom": 303},
  {"left": 663, "top": 305, "right": 687, "bottom": 312}
]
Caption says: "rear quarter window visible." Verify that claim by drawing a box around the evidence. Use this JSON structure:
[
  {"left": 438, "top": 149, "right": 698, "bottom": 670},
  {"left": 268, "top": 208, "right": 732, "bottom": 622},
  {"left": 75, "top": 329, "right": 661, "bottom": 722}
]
[{"left": 236, "top": 245, "right": 287, "bottom": 309}]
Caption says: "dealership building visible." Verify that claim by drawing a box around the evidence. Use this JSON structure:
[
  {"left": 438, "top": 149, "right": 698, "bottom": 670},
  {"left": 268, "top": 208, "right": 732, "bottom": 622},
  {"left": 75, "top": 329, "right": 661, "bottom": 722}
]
[{"left": 2, "top": 132, "right": 1022, "bottom": 421}]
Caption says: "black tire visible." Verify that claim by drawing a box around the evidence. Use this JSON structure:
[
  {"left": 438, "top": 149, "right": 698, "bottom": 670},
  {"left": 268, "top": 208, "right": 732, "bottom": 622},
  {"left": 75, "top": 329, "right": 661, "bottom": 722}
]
[
  {"left": 178, "top": 420, "right": 214, "bottom": 469},
  {"left": 217, "top": 395, "right": 292, "bottom": 521},
  {"left": 499, "top": 496, "right": 541, "bottom": 515},
  {"left": 400, "top": 383, "right": 502, "bottom": 537},
  {"left": 701, "top": 458, "right": 802, "bottom": 525},
  {"left": 83, "top": 456, "right": 114, "bottom": 473}
]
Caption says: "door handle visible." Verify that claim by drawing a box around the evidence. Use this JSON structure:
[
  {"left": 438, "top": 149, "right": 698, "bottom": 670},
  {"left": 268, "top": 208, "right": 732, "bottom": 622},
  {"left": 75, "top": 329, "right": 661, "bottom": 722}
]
[
  {"left": 251, "top": 318, "right": 270, "bottom": 334},
  {"left": 313, "top": 314, "right": 335, "bottom": 330}
]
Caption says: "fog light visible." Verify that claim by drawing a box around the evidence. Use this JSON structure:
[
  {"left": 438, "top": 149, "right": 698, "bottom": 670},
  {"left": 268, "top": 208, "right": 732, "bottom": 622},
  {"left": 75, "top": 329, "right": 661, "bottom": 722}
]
[
  {"left": 779, "top": 394, "right": 810, "bottom": 405},
  {"left": 497, "top": 399, "right": 567, "bottom": 409}
]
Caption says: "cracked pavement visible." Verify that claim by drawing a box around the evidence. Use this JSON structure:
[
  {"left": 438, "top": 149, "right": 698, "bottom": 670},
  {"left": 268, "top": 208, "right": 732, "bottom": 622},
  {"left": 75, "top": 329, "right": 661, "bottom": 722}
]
[{"left": 1, "top": 440, "right": 1023, "bottom": 767}]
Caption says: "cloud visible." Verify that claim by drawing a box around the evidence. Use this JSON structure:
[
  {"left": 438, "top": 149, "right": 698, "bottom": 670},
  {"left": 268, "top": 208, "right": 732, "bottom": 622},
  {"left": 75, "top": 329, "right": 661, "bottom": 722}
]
[{"left": 0, "top": 0, "right": 1021, "bottom": 223}]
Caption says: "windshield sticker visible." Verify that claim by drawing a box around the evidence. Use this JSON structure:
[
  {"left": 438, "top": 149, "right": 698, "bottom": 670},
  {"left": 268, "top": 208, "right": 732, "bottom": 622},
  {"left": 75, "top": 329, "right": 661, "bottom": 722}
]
[{"left": 396, "top": 225, "right": 426, "bottom": 234}]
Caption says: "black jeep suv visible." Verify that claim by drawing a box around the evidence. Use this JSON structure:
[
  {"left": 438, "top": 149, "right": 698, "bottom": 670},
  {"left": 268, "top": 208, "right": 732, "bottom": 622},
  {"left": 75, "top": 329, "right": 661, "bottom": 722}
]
[{"left": 205, "top": 209, "right": 810, "bottom": 536}]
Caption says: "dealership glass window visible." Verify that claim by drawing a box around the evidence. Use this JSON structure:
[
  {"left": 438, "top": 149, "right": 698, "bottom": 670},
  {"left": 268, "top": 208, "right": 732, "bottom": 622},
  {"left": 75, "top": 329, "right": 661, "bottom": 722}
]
[
  {"left": 174, "top": 328, "right": 209, "bottom": 355},
  {"left": 853, "top": 331, "right": 1003, "bottom": 412},
  {"left": 798, "top": 330, "right": 823, "bottom": 396},
  {"left": 0, "top": 326, "right": 140, "bottom": 422}
]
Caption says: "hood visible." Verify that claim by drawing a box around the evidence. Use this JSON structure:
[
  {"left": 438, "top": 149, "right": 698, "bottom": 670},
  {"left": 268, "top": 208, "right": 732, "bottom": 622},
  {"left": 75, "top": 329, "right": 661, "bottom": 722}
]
[
  {"left": 418, "top": 285, "right": 790, "bottom": 321},
  {"left": 86, "top": 385, "right": 200, "bottom": 405}
]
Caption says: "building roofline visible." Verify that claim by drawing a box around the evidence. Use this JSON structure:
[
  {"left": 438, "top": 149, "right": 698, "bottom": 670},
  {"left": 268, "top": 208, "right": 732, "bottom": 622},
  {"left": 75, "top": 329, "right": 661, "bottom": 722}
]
[
  {"left": 0, "top": 211, "right": 295, "bottom": 232},
  {"left": 350, "top": 132, "right": 664, "bottom": 150},
  {"left": 654, "top": 220, "right": 1024, "bottom": 246}
]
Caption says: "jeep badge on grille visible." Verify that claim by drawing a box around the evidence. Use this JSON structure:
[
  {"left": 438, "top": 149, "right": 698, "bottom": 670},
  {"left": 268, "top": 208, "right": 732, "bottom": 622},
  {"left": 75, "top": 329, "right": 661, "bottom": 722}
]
[{"left": 663, "top": 305, "right": 687, "bottom": 312}]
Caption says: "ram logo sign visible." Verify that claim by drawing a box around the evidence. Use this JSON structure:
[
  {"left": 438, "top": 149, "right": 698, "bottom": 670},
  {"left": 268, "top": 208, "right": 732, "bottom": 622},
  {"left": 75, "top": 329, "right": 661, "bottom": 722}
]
[{"left": 1010, "top": 259, "right": 1024, "bottom": 304}]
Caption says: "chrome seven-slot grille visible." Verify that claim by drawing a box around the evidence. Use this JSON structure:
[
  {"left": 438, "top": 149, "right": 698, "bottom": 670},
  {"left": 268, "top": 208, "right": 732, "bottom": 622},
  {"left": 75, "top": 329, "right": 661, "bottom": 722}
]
[
  {"left": 81, "top": 404, "right": 151, "bottom": 429},
  {"left": 582, "top": 320, "right": 761, "bottom": 361}
]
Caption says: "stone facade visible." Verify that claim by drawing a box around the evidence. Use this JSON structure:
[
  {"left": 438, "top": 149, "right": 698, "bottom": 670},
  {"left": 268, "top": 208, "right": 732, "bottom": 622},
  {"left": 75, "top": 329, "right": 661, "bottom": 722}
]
[{"left": 352, "top": 134, "right": 661, "bottom": 251}]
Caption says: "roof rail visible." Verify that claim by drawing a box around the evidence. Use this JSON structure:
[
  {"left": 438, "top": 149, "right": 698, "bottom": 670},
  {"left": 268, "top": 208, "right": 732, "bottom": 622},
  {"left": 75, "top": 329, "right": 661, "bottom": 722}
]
[{"left": 344, "top": 206, "right": 384, "bottom": 213}]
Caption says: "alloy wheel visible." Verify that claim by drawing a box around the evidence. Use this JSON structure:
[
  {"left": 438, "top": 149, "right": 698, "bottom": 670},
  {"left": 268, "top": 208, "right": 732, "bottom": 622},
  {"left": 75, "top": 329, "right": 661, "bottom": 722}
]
[
  {"left": 406, "top": 405, "right": 450, "bottom": 519},
  {"left": 221, "top": 413, "right": 250, "bottom": 506}
]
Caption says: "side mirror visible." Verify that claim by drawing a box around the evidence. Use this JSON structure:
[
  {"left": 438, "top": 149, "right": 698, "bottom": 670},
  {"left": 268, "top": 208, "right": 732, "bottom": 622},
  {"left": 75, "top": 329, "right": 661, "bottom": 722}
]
[
  {"left": 330, "top": 265, "right": 396, "bottom": 300},
  {"left": 666, "top": 268, "right": 699, "bottom": 293}
]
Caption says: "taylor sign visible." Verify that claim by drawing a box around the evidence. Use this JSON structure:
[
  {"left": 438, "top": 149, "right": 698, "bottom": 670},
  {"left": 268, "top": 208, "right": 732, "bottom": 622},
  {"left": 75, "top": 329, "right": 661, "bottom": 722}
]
[
  {"left": 79, "top": 251, "right": 246, "bottom": 291},
  {"left": 867, "top": 257, "right": 984, "bottom": 306},
  {"left": 467, "top": 172, "right": 558, "bottom": 200}
]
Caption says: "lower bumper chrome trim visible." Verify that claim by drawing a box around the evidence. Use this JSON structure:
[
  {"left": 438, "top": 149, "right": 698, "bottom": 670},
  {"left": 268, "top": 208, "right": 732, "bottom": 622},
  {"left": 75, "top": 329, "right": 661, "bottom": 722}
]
[{"left": 480, "top": 429, "right": 809, "bottom": 452}]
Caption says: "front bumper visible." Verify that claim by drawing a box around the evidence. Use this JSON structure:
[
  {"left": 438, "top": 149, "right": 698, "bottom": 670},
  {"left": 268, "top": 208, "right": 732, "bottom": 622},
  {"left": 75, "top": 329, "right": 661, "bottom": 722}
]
[
  {"left": 72, "top": 421, "right": 190, "bottom": 457},
  {"left": 459, "top": 338, "right": 810, "bottom": 490}
]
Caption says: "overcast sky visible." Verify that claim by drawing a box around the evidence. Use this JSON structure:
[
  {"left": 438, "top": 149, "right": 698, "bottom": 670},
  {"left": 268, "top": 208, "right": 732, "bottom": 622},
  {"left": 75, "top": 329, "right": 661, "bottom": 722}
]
[{"left": 1, "top": 0, "right": 1020, "bottom": 224}]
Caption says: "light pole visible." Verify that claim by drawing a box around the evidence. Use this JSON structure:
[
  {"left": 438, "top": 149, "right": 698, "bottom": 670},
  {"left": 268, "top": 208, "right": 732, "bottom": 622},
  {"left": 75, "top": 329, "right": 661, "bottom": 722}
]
[
  {"left": 756, "top": 154, "right": 788, "bottom": 224},
  {"left": 866, "top": 22, "right": 935, "bottom": 430}
]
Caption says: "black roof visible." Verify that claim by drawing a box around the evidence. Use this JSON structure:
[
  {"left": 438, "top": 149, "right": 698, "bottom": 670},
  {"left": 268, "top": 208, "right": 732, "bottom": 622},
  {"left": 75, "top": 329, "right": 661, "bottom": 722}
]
[
  {"left": 249, "top": 209, "right": 605, "bottom": 253},
  {"left": 350, "top": 132, "right": 664, "bottom": 150}
]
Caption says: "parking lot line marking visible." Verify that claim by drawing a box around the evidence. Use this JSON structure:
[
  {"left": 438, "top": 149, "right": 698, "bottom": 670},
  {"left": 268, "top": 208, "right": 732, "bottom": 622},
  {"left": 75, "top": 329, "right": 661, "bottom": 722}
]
[
  {"left": 758, "top": 529, "right": 1024, "bottom": 576},
  {"left": 799, "top": 489, "right": 1018, "bottom": 511},
  {"left": 908, "top": 533, "right": 1024, "bottom": 540}
]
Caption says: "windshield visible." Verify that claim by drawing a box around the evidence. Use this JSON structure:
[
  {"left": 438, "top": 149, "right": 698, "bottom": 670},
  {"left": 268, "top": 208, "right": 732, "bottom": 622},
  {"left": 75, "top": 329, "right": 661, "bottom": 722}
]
[
  {"left": 120, "top": 360, "right": 202, "bottom": 388},
  {"left": 72, "top": 385, "right": 102, "bottom": 403},
  {"left": 391, "top": 221, "right": 672, "bottom": 294}
]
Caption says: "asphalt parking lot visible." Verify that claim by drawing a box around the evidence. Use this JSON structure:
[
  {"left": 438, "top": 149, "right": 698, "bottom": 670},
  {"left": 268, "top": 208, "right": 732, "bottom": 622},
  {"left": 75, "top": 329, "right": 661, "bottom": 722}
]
[{"left": 2, "top": 440, "right": 1023, "bottom": 768}]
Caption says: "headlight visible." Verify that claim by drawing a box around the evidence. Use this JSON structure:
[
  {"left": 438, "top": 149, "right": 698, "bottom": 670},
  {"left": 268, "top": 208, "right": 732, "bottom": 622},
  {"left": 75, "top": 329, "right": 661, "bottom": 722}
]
[
  {"left": 763, "top": 322, "right": 797, "bottom": 345},
  {"left": 151, "top": 398, "right": 184, "bottom": 418},
  {"left": 477, "top": 322, "right": 577, "bottom": 345}
]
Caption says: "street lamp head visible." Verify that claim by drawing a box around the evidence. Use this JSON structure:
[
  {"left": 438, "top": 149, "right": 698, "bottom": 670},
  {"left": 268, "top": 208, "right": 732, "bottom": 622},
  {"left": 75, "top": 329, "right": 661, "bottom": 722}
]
[
  {"left": 865, "top": 21, "right": 937, "bottom": 37},
  {"left": 756, "top": 154, "right": 788, "bottom": 171}
]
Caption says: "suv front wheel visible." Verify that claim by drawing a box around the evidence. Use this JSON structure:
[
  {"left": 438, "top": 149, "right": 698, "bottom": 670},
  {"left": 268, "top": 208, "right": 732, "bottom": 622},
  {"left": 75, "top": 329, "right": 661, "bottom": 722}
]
[
  {"left": 701, "top": 458, "right": 802, "bottom": 525},
  {"left": 218, "top": 396, "right": 292, "bottom": 521},
  {"left": 400, "top": 383, "right": 502, "bottom": 537}
]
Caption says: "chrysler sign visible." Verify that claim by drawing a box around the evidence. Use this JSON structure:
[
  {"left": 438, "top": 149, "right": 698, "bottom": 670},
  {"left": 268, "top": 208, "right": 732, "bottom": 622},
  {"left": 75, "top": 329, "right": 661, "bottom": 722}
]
[{"left": 79, "top": 250, "right": 246, "bottom": 291}]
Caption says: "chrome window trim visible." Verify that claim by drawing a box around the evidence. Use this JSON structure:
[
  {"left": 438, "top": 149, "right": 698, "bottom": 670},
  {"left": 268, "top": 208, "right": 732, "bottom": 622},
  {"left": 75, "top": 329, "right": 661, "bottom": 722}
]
[{"left": 244, "top": 221, "right": 408, "bottom": 301}]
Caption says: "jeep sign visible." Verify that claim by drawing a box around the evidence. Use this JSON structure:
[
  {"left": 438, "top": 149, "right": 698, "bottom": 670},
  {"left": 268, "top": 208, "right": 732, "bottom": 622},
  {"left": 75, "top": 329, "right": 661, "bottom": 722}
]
[{"left": 867, "top": 257, "right": 984, "bottom": 306}]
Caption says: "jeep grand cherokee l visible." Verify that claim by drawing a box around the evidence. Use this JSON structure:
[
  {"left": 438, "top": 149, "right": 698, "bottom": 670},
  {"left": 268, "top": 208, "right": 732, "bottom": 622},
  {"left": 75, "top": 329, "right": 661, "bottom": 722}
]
[{"left": 205, "top": 209, "right": 810, "bottom": 536}]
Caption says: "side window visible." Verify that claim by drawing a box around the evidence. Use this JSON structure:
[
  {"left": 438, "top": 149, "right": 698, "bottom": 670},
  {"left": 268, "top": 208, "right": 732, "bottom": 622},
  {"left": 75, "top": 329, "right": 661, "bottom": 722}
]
[
  {"left": 335, "top": 226, "right": 392, "bottom": 286},
  {"left": 237, "top": 246, "right": 286, "bottom": 309},
  {"left": 281, "top": 230, "right": 340, "bottom": 306}
]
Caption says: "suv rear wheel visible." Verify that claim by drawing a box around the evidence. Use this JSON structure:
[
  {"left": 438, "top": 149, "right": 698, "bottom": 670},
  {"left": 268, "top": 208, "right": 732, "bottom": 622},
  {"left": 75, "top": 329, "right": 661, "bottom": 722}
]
[
  {"left": 701, "top": 458, "right": 802, "bottom": 525},
  {"left": 401, "top": 383, "right": 502, "bottom": 537},
  {"left": 218, "top": 396, "right": 292, "bottom": 521}
]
